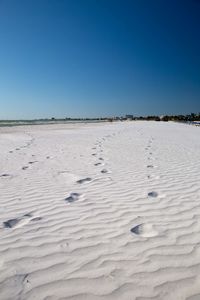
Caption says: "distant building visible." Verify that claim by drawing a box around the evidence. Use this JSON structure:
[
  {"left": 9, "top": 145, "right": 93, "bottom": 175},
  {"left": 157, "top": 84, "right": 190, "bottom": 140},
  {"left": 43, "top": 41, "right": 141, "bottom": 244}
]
[
  {"left": 125, "top": 115, "right": 134, "bottom": 120},
  {"left": 160, "top": 115, "right": 169, "bottom": 121}
]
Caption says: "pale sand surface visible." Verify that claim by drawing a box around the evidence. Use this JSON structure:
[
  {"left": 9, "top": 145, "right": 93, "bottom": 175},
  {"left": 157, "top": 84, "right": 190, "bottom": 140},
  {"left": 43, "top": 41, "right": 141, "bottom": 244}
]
[{"left": 0, "top": 121, "right": 200, "bottom": 300}]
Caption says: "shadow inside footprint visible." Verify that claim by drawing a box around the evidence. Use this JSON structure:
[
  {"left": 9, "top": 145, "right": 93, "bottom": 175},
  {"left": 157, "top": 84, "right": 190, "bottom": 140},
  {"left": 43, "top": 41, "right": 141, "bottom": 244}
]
[
  {"left": 148, "top": 191, "right": 158, "bottom": 197},
  {"left": 23, "top": 213, "right": 33, "bottom": 217},
  {"left": 22, "top": 166, "right": 28, "bottom": 170},
  {"left": 3, "top": 213, "right": 33, "bottom": 229},
  {"left": 77, "top": 178, "right": 92, "bottom": 184},
  {"left": 65, "top": 192, "right": 80, "bottom": 203},
  {"left": 131, "top": 224, "right": 142, "bottom": 235},
  {"left": 101, "top": 169, "right": 108, "bottom": 173},
  {"left": 3, "top": 219, "right": 19, "bottom": 228},
  {"left": 31, "top": 217, "right": 42, "bottom": 221},
  {"left": 99, "top": 158, "right": 104, "bottom": 161},
  {"left": 147, "top": 165, "right": 153, "bottom": 168},
  {"left": 0, "top": 174, "right": 10, "bottom": 177},
  {"left": 94, "top": 163, "right": 101, "bottom": 166},
  {"left": 130, "top": 223, "right": 158, "bottom": 237}
]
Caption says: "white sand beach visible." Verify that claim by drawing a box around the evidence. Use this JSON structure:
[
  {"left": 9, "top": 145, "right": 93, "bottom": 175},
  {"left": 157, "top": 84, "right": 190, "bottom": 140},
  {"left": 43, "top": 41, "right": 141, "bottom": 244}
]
[{"left": 0, "top": 121, "right": 200, "bottom": 300}]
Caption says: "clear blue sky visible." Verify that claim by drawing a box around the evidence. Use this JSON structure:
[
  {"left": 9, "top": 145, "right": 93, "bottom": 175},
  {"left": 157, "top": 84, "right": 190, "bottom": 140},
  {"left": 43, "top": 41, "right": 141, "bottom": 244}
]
[{"left": 0, "top": 0, "right": 199, "bottom": 119}]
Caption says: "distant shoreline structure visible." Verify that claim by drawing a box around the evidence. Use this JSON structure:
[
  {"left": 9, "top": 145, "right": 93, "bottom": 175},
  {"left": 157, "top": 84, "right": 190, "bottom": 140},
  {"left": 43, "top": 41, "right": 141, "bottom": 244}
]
[{"left": 0, "top": 113, "right": 199, "bottom": 127}]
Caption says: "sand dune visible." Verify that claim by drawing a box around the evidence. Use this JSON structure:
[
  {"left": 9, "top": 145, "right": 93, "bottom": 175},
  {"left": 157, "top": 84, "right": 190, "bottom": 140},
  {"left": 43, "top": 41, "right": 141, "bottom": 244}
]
[{"left": 0, "top": 121, "right": 200, "bottom": 300}]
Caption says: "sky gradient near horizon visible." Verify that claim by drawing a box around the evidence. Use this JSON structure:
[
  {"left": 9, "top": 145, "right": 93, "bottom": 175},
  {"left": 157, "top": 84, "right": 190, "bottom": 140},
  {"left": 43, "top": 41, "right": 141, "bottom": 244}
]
[{"left": 0, "top": 0, "right": 200, "bottom": 119}]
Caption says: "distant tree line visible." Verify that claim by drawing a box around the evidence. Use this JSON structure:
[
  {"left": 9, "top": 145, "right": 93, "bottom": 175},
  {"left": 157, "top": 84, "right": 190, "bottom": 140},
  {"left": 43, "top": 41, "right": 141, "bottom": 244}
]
[
  {"left": 48, "top": 113, "right": 200, "bottom": 123},
  {"left": 121, "top": 113, "right": 200, "bottom": 122}
]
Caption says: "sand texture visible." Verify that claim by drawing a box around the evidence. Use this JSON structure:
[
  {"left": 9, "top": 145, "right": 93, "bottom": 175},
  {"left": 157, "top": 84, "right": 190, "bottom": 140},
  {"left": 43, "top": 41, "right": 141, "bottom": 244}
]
[{"left": 0, "top": 121, "right": 200, "bottom": 300}]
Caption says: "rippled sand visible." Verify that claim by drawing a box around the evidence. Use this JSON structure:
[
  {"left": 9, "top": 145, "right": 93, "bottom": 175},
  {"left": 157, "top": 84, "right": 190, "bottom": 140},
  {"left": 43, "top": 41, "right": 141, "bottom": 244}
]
[{"left": 0, "top": 121, "right": 200, "bottom": 300}]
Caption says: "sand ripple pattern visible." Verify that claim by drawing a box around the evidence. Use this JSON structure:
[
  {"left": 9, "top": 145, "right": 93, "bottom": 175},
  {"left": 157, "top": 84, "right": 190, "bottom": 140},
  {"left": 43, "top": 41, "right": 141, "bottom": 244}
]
[{"left": 0, "top": 121, "right": 200, "bottom": 300}]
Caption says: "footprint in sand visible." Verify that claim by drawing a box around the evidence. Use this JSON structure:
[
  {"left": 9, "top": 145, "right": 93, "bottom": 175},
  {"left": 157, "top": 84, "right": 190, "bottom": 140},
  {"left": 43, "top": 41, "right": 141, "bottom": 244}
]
[
  {"left": 76, "top": 177, "right": 92, "bottom": 184},
  {"left": 101, "top": 169, "right": 108, "bottom": 174},
  {"left": 0, "top": 173, "right": 10, "bottom": 177},
  {"left": 92, "top": 153, "right": 97, "bottom": 156},
  {"left": 65, "top": 193, "right": 81, "bottom": 203},
  {"left": 3, "top": 219, "right": 19, "bottom": 228},
  {"left": 94, "top": 162, "right": 101, "bottom": 166},
  {"left": 148, "top": 191, "right": 158, "bottom": 198},
  {"left": 3, "top": 213, "right": 41, "bottom": 229},
  {"left": 99, "top": 157, "right": 104, "bottom": 161},
  {"left": 130, "top": 223, "right": 158, "bottom": 237},
  {"left": 28, "top": 161, "right": 37, "bottom": 164},
  {"left": 147, "top": 165, "right": 154, "bottom": 168},
  {"left": 22, "top": 166, "right": 29, "bottom": 170}
]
